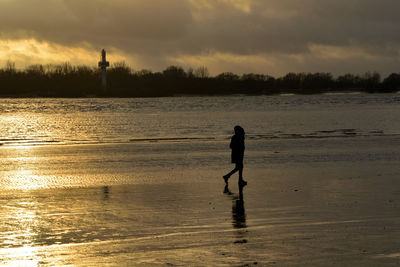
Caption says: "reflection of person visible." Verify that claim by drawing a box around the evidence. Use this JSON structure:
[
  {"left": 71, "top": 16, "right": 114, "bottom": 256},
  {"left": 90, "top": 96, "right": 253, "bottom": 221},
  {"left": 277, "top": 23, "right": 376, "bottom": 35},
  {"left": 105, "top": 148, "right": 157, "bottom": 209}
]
[
  {"left": 223, "top": 126, "right": 247, "bottom": 186},
  {"left": 232, "top": 184, "right": 246, "bottom": 229},
  {"left": 103, "top": 186, "right": 110, "bottom": 200},
  {"left": 224, "top": 184, "right": 247, "bottom": 244}
]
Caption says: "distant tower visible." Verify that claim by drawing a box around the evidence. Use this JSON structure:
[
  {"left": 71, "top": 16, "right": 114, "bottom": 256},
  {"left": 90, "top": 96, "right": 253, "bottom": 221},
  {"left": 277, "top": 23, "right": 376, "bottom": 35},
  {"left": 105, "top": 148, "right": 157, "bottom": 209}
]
[{"left": 98, "top": 49, "right": 110, "bottom": 89}]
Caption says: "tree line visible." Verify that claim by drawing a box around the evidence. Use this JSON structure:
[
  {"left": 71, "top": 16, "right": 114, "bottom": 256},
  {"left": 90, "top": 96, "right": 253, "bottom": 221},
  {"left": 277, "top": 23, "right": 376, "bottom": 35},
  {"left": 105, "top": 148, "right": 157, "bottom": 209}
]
[{"left": 0, "top": 61, "right": 399, "bottom": 97}]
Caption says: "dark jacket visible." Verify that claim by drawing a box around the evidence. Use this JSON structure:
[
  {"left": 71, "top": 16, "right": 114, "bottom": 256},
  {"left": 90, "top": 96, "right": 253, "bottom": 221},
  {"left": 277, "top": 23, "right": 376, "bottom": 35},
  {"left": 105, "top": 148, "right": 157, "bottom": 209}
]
[{"left": 230, "top": 134, "right": 245, "bottom": 164}]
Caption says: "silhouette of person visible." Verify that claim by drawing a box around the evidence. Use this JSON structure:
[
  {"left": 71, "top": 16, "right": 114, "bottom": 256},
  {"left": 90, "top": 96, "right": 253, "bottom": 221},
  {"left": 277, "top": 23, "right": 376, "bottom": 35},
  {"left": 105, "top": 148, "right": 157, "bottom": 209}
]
[{"left": 223, "top": 126, "right": 247, "bottom": 186}]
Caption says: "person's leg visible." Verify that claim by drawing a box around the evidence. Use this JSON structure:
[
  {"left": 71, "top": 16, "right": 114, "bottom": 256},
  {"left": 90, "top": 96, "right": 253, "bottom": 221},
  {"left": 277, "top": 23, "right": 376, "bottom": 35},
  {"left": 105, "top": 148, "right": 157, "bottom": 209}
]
[
  {"left": 224, "top": 165, "right": 239, "bottom": 182},
  {"left": 237, "top": 163, "right": 247, "bottom": 186},
  {"left": 237, "top": 162, "right": 243, "bottom": 181},
  {"left": 224, "top": 167, "right": 238, "bottom": 178}
]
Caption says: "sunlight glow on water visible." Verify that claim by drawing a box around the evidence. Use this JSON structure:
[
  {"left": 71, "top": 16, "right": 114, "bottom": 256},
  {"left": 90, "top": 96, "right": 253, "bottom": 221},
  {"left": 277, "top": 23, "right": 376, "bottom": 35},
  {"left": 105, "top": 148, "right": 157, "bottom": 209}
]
[
  {"left": 1, "top": 196, "right": 41, "bottom": 266},
  {"left": 0, "top": 95, "right": 398, "bottom": 146},
  {"left": 0, "top": 95, "right": 399, "bottom": 265},
  {"left": 0, "top": 95, "right": 399, "bottom": 190},
  {"left": 1, "top": 146, "right": 50, "bottom": 190}
]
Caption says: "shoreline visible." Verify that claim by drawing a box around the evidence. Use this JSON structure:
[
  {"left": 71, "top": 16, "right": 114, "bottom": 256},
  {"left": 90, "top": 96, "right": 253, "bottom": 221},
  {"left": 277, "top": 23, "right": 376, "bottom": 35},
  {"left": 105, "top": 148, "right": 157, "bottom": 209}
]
[
  {"left": 0, "top": 90, "right": 398, "bottom": 98},
  {"left": 0, "top": 132, "right": 399, "bottom": 148}
]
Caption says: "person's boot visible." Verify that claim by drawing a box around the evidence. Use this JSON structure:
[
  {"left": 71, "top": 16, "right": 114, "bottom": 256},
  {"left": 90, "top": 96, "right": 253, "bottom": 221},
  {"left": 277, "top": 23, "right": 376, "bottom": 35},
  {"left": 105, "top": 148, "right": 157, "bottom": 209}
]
[
  {"left": 223, "top": 175, "right": 230, "bottom": 184},
  {"left": 238, "top": 178, "right": 247, "bottom": 186}
]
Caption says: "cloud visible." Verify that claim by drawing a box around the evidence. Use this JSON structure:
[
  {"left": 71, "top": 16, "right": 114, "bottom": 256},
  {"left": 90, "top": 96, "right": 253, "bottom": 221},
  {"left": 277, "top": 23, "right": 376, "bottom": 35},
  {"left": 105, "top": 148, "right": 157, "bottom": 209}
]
[
  {"left": 0, "top": 0, "right": 399, "bottom": 75},
  {"left": 0, "top": 39, "right": 128, "bottom": 68},
  {"left": 185, "top": 0, "right": 400, "bottom": 54}
]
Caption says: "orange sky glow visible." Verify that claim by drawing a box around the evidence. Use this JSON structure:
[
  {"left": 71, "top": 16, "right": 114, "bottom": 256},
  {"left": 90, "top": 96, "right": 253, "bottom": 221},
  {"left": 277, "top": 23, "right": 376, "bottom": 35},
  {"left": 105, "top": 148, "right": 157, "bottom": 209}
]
[{"left": 0, "top": 0, "right": 398, "bottom": 76}]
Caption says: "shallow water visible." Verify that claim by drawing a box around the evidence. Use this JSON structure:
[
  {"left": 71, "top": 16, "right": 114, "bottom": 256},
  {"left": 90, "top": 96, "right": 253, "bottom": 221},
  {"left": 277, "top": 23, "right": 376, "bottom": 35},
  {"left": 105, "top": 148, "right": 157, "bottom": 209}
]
[
  {"left": 0, "top": 94, "right": 400, "bottom": 266},
  {"left": 0, "top": 94, "right": 399, "bottom": 146}
]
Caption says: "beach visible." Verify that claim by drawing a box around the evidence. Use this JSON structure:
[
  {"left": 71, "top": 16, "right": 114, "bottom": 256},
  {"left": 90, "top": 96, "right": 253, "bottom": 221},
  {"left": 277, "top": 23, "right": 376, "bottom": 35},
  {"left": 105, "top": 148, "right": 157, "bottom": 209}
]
[
  {"left": 0, "top": 95, "right": 399, "bottom": 265},
  {"left": 0, "top": 136, "right": 400, "bottom": 266}
]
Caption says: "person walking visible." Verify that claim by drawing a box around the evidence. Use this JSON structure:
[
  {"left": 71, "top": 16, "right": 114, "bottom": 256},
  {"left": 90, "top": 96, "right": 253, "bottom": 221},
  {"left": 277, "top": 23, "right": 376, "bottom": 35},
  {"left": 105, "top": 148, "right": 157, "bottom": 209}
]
[{"left": 223, "top": 126, "right": 247, "bottom": 186}]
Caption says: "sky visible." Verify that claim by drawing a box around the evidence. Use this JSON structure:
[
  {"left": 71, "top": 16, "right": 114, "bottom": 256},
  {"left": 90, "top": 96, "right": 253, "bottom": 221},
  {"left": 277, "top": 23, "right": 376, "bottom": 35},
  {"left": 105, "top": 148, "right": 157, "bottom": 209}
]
[{"left": 0, "top": 0, "right": 399, "bottom": 76}]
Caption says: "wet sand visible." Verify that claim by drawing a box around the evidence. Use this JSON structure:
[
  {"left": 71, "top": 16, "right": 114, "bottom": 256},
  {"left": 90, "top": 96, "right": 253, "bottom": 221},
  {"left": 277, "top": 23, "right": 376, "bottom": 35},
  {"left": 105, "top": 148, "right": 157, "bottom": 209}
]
[{"left": 0, "top": 137, "right": 400, "bottom": 266}]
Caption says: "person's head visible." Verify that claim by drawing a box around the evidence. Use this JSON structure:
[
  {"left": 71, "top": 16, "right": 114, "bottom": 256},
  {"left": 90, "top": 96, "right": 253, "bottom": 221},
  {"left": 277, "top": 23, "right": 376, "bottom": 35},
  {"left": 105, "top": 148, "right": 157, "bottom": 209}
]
[{"left": 234, "top": 125, "right": 245, "bottom": 137}]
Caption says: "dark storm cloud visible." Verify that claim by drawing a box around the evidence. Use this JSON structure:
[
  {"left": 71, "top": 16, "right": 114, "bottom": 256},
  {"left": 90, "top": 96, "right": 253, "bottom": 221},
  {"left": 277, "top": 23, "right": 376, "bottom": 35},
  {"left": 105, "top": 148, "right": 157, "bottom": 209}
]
[
  {"left": 183, "top": 0, "right": 400, "bottom": 55},
  {"left": 0, "top": 0, "right": 193, "bottom": 54},
  {"left": 0, "top": 0, "right": 399, "bottom": 74}
]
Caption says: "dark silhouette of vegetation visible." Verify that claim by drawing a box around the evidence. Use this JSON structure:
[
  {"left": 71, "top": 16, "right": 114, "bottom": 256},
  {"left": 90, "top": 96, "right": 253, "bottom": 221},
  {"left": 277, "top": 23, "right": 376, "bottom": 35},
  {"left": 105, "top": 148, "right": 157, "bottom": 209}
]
[{"left": 0, "top": 61, "right": 398, "bottom": 97}]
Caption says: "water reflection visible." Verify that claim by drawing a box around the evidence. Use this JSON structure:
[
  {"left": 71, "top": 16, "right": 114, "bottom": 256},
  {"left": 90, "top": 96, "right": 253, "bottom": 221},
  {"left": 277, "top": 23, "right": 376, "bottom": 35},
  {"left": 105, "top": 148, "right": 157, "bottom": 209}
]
[
  {"left": 224, "top": 184, "right": 247, "bottom": 243},
  {"left": 103, "top": 186, "right": 110, "bottom": 200},
  {"left": 0, "top": 145, "right": 50, "bottom": 190},
  {"left": 0, "top": 186, "right": 115, "bottom": 265},
  {"left": 0, "top": 194, "right": 44, "bottom": 265}
]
